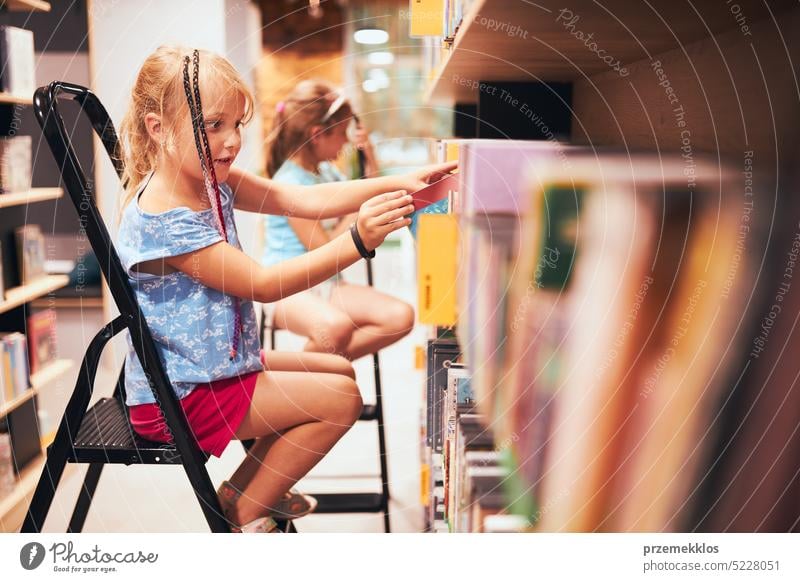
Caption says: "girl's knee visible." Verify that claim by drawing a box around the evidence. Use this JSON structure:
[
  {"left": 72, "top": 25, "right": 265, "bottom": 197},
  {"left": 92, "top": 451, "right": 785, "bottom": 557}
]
[
  {"left": 330, "top": 354, "right": 356, "bottom": 379},
  {"left": 386, "top": 301, "right": 415, "bottom": 336},
  {"left": 313, "top": 314, "right": 354, "bottom": 354},
  {"left": 329, "top": 375, "right": 362, "bottom": 426}
]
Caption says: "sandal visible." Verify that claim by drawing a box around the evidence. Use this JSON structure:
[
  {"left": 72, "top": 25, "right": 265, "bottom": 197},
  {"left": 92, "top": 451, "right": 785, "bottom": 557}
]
[
  {"left": 230, "top": 515, "right": 281, "bottom": 534},
  {"left": 218, "top": 480, "right": 318, "bottom": 520}
]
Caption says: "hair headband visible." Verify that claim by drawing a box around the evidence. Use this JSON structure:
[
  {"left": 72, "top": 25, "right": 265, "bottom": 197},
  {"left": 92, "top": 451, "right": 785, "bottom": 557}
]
[{"left": 320, "top": 91, "right": 348, "bottom": 124}]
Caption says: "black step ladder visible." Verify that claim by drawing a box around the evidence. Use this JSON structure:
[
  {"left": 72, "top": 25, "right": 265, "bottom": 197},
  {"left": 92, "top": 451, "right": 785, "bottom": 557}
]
[
  {"left": 260, "top": 262, "right": 392, "bottom": 533},
  {"left": 21, "top": 81, "right": 293, "bottom": 533}
]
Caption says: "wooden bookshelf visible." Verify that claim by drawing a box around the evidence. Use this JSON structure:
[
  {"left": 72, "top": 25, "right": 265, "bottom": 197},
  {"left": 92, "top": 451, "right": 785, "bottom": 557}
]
[
  {"left": 0, "top": 92, "right": 31, "bottom": 105},
  {"left": 417, "top": 0, "right": 800, "bottom": 533},
  {"left": 0, "top": 358, "right": 73, "bottom": 418},
  {"left": 0, "top": 275, "right": 69, "bottom": 315},
  {"left": 0, "top": 187, "right": 63, "bottom": 208},
  {"left": 0, "top": 453, "right": 42, "bottom": 532},
  {"left": 40, "top": 429, "right": 54, "bottom": 449},
  {"left": 3, "top": 0, "right": 51, "bottom": 13},
  {"left": 425, "top": 0, "right": 794, "bottom": 102},
  {"left": 0, "top": 358, "right": 74, "bottom": 530},
  {"left": 32, "top": 296, "right": 104, "bottom": 309},
  {"left": 0, "top": 386, "right": 35, "bottom": 418},
  {"left": 30, "top": 358, "right": 73, "bottom": 390}
]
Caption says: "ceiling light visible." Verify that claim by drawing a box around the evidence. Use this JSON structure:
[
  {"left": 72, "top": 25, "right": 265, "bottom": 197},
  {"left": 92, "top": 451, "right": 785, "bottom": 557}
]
[
  {"left": 367, "top": 68, "right": 390, "bottom": 89},
  {"left": 367, "top": 51, "right": 394, "bottom": 65},
  {"left": 362, "top": 79, "right": 381, "bottom": 93},
  {"left": 354, "top": 28, "right": 389, "bottom": 45}
]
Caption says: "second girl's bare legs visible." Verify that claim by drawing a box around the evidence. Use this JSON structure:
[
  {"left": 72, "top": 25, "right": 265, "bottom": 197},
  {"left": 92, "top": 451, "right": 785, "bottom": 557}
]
[{"left": 272, "top": 283, "right": 414, "bottom": 360}]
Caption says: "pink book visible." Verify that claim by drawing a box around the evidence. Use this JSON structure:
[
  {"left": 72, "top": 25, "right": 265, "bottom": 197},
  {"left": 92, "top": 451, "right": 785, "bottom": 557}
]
[
  {"left": 411, "top": 172, "right": 458, "bottom": 211},
  {"left": 459, "top": 140, "right": 573, "bottom": 215}
]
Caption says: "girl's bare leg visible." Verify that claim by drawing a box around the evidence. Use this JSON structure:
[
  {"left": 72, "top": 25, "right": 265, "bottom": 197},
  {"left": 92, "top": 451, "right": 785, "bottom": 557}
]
[
  {"left": 223, "top": 367, "right": 362, "bottom": 526},
  {"left": 320, "top": 283, "right": 415, "bottom": 360},
  {"left": 273, "top": 284, "right": 415, "bottom": 360},
  {"left": 224, "top": 351, "right": 355, "bottom": 491}
]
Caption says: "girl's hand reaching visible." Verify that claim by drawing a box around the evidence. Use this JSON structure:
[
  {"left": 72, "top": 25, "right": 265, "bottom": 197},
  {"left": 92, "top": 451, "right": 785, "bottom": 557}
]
[
  {"left": 396, "top": 161, "right": 458, "bottom": 195},
  {"left": 356, "top": 190, "right": 415, "bottom": 251}
]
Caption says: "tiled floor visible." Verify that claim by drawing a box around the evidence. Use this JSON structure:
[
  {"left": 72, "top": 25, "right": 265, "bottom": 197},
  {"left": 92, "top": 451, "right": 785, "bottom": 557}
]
[{"left": 40, "top": 232, "right": 427, "bottom": 533}]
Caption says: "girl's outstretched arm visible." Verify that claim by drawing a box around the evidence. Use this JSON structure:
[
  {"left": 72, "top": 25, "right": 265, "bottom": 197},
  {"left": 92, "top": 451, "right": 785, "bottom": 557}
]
[
  {"left": 227, "top": 161, "right": 457, "bottom": 217},
  {"left": 164, "top": 190, "right": 414, "bottom": 303}
]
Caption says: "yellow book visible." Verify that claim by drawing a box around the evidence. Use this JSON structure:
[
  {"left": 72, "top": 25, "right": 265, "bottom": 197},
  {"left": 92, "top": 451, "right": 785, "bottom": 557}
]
[
  {"left": 3, "top": 348, "right": 14, "bottom": 403},
  {"left": 417, "top": 213, "right": 458, "bottom": 325},
  {"left": 445, "top": 141, "right": 459, "bottom": 162},
  {"left": 420, "top": 463, "right": 430, "bottom": 507},
  {"left": 414, "top": 345, "right": 426, "bottom": 369},
  {"left": 409, "top": 0, "right": 444, "bottom": 37}
]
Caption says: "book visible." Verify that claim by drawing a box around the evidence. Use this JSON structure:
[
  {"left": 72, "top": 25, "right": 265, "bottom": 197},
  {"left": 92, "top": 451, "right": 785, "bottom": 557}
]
[
  {"left": 409, "top": 0, "right": 445, "bottom": 37},
  {"left": 15, "top": 224, "right": 46, "bottom": 285},
  {"left": 442, "top": 364, "right": 472, "bottom": 527},
  {"left": 0, "top": 346, "right": 5, "bottom": 409},
  {"left": 0, "top": 240, "right": 4, "bottom": 300},
  {"left": 456, "top": 213, "right": 518, "bottom": 426},
  {"left": 516, "top": 157, "right": 668, "bottom": 531},
  {"left": 458, "top": 139, "right": 573, "bottom": 216},
  {"left": 26, "top": 309, "right": 57, "bottom": 375},
  {"left": 0, "top": 135, "right": 32, "bottom": 193},
  {"left": 607, "top": 162, "right": 748, "bottom": 531},
  {"left": 468, "top": 472, "right": 510, "bottom": 532},
  {"left": 1, "top": 333, "right": 30, "bottom": 398},
  {"left": 0, "top": 26, "right": 35, "bottom": 98},
  {"left": 411, "top": 172, "right": 458, "bottom": 211},
  {"left": 0, "top": 430, "right": 14, "bottom": 496},
  {"left": 426, "top": 339, "right": 460, "bottom": 452},
  {"left": 417, "top": 213, "right": 459, "bottom": 326},
  {"left": 491, "top": 153, "right": 751, "bottom": 532},
  {"left": 457, "top": 455, "right": 501, "bottom": 532},
  {"left": 454, "top": 414, "right": 498, "bottom": 532},
  {"left": 1, "top": 346, "right": 13, "bottom": 403}
]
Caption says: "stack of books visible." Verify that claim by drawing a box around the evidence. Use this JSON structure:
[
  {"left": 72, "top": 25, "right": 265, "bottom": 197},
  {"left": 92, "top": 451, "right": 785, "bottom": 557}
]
[
  {"left": 416, "top": 136, "right": 761, "bottom": 531},
  {"left": 498, "top": 153, "right": 749, "bottom": 530}
]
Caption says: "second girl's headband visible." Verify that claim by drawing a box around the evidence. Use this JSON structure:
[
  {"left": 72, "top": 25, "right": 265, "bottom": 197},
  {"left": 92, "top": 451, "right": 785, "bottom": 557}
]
[{"left": 320, "top": 91, "right": 348, "bottom": 123}]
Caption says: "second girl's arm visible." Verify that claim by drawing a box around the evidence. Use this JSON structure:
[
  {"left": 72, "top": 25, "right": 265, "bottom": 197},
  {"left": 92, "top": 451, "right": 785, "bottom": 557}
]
[{"left": 227, "top": 161, "right": 456, "bottom": 218}]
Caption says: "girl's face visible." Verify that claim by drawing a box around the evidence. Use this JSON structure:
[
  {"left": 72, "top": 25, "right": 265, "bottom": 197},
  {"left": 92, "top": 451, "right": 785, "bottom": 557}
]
[
  {"left": 312, "top": 119, "right": 351, "bottom": 162},
  {"left": 170, "top": 89, "right": 246, "bottom": 186}
]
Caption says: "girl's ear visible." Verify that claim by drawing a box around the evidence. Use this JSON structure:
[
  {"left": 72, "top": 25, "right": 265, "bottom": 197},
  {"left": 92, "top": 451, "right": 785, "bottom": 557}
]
[
  {"left": 144, "top": 112, "right": 164, "bottom": 146},
  {"left": 309, "top": 124, "right": 323, "bottom": 143}
]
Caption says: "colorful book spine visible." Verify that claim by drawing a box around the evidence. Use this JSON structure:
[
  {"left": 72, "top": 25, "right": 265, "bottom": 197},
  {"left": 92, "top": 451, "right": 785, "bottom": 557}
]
[
  {"left": 417, "top": 213, "right": 459, "bottom": 326},
  {"left": 459, "top": 140, "right": 572, "bottom": 216},
  {"left": 0, "top": 26, "right": 35, "bottom": 97},
  {"left": 1, "top": 333, "right": 30, "bottom": 398}
]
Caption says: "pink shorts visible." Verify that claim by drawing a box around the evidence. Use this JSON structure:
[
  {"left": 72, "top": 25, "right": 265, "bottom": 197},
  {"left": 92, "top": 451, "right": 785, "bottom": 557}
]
[{"left": 129, "top": 371, "right": 260, "bottom": 457}]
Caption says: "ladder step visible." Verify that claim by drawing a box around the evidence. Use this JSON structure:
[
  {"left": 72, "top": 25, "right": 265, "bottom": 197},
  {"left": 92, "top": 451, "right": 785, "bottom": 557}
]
[
  {"left": 359, "top": 404, "right": 379, "bottom": 421},
  {"left": 308, "top": 492, "right": 386, "bottom": 514}
]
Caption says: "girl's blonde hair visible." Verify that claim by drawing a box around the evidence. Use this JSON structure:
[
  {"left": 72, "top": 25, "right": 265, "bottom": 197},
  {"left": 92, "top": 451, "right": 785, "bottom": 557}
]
[
  {"left": 266, "top": 79, "right": 353, "bottom": 177},
  {"left": 118, "top": 45, "right": 254, "bottom": 215}
]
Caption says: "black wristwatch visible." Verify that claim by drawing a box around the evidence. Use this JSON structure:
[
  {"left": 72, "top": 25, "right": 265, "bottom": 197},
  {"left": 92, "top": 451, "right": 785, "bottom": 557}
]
[{"left": 350, "top": 222, "right": 376, "bottom": 259}]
